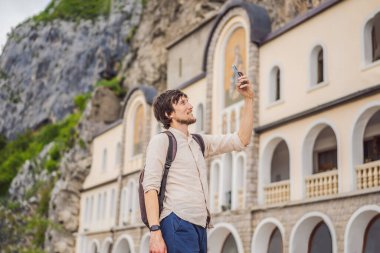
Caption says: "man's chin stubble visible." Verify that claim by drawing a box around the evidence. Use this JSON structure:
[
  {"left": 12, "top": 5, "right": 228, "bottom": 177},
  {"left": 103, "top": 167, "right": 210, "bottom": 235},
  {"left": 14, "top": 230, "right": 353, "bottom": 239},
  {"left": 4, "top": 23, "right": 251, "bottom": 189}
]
[{"left": 177, "top": 118, "right": 197, "bottom": 125}]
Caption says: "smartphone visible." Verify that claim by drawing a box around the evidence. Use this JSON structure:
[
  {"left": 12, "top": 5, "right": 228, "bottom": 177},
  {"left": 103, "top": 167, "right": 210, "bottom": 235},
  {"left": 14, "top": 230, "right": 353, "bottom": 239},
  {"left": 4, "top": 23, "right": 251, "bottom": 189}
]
[{"left": 232, "top": 64, "right": 243, "bottom": 78}]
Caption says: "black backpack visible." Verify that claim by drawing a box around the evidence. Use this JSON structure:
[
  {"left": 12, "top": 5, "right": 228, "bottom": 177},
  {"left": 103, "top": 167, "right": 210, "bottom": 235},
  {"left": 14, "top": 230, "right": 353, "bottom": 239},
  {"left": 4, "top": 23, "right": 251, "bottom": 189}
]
[{"left": 138, "top": 131, "right": 205, "bottom": 228}]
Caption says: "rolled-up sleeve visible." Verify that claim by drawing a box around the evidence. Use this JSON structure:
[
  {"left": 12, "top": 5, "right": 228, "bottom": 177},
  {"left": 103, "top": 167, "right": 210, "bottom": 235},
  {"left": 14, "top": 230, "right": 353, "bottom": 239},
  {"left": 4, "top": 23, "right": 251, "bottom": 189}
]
[
  {"left": 142, "top": 133, "right": 168, "bottom": 193},
  {"left": 202, "top": 132, "right": 246, "bottom": 158}
]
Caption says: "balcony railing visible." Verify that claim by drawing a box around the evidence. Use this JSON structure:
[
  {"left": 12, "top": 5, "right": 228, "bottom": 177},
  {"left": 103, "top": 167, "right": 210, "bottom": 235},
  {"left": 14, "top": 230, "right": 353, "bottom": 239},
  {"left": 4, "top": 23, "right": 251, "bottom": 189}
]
[
  {"left": 356, "top": 160, "right": 380, "bottom": 190},
  {"left": 264, "top": 180, "right": 290, "bottom": 205},
  {"left": 305, "top": 170, "right": 338, "bottom": 198}
]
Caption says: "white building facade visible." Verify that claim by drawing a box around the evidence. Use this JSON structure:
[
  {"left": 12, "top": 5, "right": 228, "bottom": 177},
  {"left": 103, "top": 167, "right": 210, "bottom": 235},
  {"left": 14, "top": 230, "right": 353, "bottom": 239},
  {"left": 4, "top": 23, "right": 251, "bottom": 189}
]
[{"left": 76, "top": 0, "right": 380, "bottom": 252}]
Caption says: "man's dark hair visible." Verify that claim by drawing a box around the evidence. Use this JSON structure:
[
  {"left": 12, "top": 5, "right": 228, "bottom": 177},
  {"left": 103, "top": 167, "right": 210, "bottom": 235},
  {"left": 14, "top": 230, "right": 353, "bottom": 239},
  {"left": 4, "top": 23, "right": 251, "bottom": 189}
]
[{"left": 153, "top": 90, "right": 188, "bottom": 129}]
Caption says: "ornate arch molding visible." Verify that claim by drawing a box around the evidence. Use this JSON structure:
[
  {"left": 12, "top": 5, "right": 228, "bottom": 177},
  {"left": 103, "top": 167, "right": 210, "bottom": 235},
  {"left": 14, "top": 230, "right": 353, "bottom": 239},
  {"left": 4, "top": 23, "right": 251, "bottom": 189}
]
[
  {"left": 208, "top": 222, "right": 245, "bottom": 253},
  {"left": 202, "top": 0, "right": 271, "bottom": 72},
  {"left": 344, "top": 205, "right": 380, "bottom": 253},
  {"left": 120, "top": 85, "right": 157, "bottom": 118},
  {"left": 289, "top": 212, "right": 337, "bottom": 253},
  {"left": 251, "top": 218, "right": 285, "bottom": 253},
  {"left": 120, "top": 86, "right": 157, "bottom": 170},
  {"left": 112, "top": 234, "right": 135, "bottom": 253}
]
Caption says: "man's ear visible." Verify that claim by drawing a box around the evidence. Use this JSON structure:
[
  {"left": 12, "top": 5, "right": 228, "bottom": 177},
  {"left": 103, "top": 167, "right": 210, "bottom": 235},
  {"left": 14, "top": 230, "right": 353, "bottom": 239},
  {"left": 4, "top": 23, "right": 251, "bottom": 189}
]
[{"left": 165, "top": 112, "right": 172, "bottom": 119}]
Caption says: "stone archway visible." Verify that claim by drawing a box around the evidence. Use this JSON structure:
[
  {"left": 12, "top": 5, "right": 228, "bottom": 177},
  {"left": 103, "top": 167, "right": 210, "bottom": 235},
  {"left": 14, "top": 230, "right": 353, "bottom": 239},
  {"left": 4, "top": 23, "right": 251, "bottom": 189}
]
[
  {"left": 112, "top": 235, "right": 135, "bottom": 253},
  {"left": 208, "top": 223, "right": 244, "bottom": 253}
]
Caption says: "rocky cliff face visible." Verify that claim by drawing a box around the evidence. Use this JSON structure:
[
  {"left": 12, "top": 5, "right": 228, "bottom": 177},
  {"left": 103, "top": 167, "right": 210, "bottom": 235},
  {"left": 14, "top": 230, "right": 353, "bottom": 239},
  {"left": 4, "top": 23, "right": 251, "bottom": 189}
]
[
  {"left": 0, "top": 0, "right": 142, "bottom": 139},
  {"left": 0, "top": 0, "right": 323, "bottom": 139}
]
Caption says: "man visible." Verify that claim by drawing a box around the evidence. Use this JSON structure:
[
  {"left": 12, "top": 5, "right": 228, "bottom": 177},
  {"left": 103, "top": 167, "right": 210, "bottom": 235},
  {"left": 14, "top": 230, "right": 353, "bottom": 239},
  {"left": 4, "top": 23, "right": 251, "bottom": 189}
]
[{"left": 142, "top": 74, "right": 254, "bottom": 253}]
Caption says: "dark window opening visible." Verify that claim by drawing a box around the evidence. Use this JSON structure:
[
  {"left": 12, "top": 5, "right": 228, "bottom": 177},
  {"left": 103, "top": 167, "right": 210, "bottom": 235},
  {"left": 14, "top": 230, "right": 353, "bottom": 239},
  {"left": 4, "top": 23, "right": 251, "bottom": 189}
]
[
  {"left": 363, "top": 215, "right": 380, "bottom": 253},
  {"left": 222, "top": 233, "right": 238, "bottom": 253},
  {"left": 275, "top": 69, "right": 281, "bottom": 101},
  {"left": 372, "top": 12, "right": 380, "bottom": 62},
  {"left": 308, "top": 222, "right": 332, "bottom": 253},
  {"left": 316, "top": 149, "right": 337, "bottom": 173},
  {"left": 317, "top": 50, "right": 324, "bottom": 83},
  {"left": 363, "top": 135, "right": 380, "bottom": 163},
  {"left": 268, "top": 228, "right": 283, "bottom": 253}
]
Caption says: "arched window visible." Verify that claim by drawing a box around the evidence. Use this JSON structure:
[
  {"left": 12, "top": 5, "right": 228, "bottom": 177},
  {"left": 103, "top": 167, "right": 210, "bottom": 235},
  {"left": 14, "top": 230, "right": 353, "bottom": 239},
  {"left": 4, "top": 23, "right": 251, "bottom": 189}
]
[
  {"left": 102, "top": 149, "right": 107, "bottom": 172},
  {"left": 313, "top": 126, "right": 337, "bottom": 173},
  {"left": 84, "top": 197, "right": 89, "bottom": 226},
  {"left": 102, "top": 192, "right": 107, "bottom": 220},
  {"left": 365, "top": 12, "right": 380, "bottom": 63},
  {"left": 115, "top": 142, "right": 121, "bottom": 167},
  {"left": 271, "top": 140, "right": 290, "bottom": 182},
  {"left": 308, "top": 222, "right": 332, "bottom": 253},
  {"left": 133, "top": 104, "right": 144, "bottom": 156},
  {"left": 90, "top": 242, "right": 98, "bottom": 253},
  {"left": 311, "top": 46, "right": 325, "bottom": 86},
  {"left": 89, "top": 196, "right": 94, "bottom": 224},
  {"left": 223, "top": 27, "right": 247, "bottom": 108},
  {"left": 120, "top": 188, "right": 127, "bottom": 224},
  {"left": 268, "top": 228, "right": 283, "bottom": 253},
  {"left": 317, "top": 49, "right": 324, "bottom": 83},
  {"left": 222, "top": 154, "right": 233, "bottom": 211},
  {"left": 210, "top": 163, "right": 221, "bottom": 212},
  {"left": 125, "top": 181, "right": 137, "bottom": 224},
  {"left": 196, "top": 104, "right": 204, "bottom": 132},
  {"left": 110, "top": 189, "right": 115, "bottom": 219},
  {"left": 221, "top": 233, "right": 238, "bottom": 253},
  {"left": 97, "top": 193, "right": 102, "bottom": 220},
  {"left": 270, "top": 66, "right": 281, "bottom": 102},
  {"left": 363, "top": 215, "right": 380, "bottom": 252},
  {"left": 363, "top": 110, "right": 380, "bottom": 163},
  {"left": 233, "top": 155, "right": 245, "bottom": 209}
]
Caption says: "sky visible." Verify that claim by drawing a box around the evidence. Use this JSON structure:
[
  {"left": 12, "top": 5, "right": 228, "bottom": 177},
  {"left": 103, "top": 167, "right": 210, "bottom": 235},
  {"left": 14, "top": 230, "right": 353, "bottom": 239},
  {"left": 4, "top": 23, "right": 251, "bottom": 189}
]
[{"left": 0, "top": 0, "right": 51, "bottom": 53}]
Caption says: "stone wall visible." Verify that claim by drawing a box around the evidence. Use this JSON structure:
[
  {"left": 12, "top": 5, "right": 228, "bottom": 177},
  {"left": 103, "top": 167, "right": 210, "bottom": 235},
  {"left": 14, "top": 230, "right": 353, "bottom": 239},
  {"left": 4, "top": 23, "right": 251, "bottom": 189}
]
[{"left": 251, "top": 192, "right": 380, "bottom": 253}]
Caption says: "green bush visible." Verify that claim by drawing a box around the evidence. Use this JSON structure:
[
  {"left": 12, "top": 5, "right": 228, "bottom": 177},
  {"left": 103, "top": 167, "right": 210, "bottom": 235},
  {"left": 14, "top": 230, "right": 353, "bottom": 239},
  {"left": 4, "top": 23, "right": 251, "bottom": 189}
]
[
  {"left": 44, "top": 159, "right": 59, "bottom": 173},
  {"left": 74, "top": 93, "right": 91, "bottom": 112},
  {"left": 36, "top": 179, "right": 55, "bottom": 216},
  {"left": 96, "top": 77, "right": 126, "bottom": 97},
  {"left": 34, "top": 0, "right": 111, "bottom": 22},
  {"left": 49, "top": 144, "right": 61, "bottom": 161},
  {"left": 26, "top": 215, "right": 50, "bottom": 248}
]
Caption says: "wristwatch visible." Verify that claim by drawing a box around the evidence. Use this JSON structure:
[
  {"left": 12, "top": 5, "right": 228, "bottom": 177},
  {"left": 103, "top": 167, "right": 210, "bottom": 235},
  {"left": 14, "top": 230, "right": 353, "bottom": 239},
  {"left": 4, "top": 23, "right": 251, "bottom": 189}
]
[{"left": 150, "top": 225, "right": 161, "bottom": 232}]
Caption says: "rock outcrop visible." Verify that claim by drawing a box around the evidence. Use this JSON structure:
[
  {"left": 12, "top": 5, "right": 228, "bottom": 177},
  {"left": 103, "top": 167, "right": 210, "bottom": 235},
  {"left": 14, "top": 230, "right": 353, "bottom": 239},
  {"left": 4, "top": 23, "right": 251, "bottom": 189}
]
[{"left": 0, "top": 0, "right": 142, "bottom": 139}]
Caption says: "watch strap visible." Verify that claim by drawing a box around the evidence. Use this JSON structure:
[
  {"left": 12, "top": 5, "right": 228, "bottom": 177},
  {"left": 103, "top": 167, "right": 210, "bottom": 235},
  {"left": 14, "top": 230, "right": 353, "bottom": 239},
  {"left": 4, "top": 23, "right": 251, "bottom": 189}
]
[{"left": 150, "top": 225, "right": 161, "bottom": 231}]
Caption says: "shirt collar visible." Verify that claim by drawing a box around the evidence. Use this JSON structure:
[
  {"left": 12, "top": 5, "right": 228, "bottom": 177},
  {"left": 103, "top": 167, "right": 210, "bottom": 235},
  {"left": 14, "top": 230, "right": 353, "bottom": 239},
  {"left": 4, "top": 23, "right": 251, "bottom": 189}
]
[{"left": 169, "top": 127, "right": 192, "bottom": 141}]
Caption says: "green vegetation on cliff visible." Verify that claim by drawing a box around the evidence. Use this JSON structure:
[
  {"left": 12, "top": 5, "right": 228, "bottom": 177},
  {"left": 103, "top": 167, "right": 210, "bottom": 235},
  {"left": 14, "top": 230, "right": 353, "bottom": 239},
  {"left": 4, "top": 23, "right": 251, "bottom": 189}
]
[
  {"left": 96, "top": 77, "right": 126, "bottom": 97},
  {"left": 0, "top": 112, "right": 81, "bottom": 196},
  {"left": 34, "top": 0, "right": 111, "bottom": 22}
]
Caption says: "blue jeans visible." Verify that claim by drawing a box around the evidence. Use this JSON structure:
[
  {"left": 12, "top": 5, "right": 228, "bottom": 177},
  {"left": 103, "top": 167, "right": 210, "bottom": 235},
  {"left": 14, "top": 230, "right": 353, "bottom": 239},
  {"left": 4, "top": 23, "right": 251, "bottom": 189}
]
[{"left": 160, "top": 212, "right": 207, "bottom": 253}]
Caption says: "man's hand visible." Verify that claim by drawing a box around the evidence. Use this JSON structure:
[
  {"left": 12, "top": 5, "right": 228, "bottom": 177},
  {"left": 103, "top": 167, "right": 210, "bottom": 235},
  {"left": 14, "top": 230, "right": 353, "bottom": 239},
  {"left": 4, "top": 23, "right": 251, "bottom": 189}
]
[
  {"left": 236, "top": 74, "right": 254, "bottom": 99},
  {"left": 150, "top": 230, "right": 167, "bottom": 253}
]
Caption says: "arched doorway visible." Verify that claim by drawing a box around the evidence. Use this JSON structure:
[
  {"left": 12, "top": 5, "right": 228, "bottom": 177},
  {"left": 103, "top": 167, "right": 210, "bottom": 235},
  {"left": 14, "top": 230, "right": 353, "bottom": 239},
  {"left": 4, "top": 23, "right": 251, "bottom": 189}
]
[
  {"left": 208, "top": 223, "right": 244, "bottom": 253},
  {"left": 308, "top": 222, "right": 332, "bottom": 253},
  {"left": 113, "top": 235, "right": 134, "bottom": 253},
  {"left": 363, "top": 214, "right": 380, "bottom": 252}
]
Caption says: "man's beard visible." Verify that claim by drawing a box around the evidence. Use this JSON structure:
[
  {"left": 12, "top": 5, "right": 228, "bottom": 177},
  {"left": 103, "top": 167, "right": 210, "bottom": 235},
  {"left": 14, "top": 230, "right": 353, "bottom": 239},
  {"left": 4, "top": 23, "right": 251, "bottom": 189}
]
[{"left": 176, "top": 117, "right": 196, "bottom": 125}]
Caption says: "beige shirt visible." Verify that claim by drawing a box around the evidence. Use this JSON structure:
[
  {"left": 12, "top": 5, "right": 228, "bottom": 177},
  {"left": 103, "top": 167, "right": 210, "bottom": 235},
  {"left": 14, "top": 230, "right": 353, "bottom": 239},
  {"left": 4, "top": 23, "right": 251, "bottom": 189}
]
[{"left": 142, "top": 127, "right": 246, "bottom": 228}]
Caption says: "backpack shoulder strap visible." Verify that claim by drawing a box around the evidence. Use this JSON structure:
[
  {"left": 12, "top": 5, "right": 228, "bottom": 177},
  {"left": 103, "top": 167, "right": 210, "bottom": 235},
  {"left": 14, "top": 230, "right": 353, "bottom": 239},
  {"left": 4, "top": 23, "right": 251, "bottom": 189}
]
[
  {"left": 158, "top": 131, "right": 177, "bottom": 213},
  {"left": 192, "top": 133, "right": 205, "bottom": 157}
]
